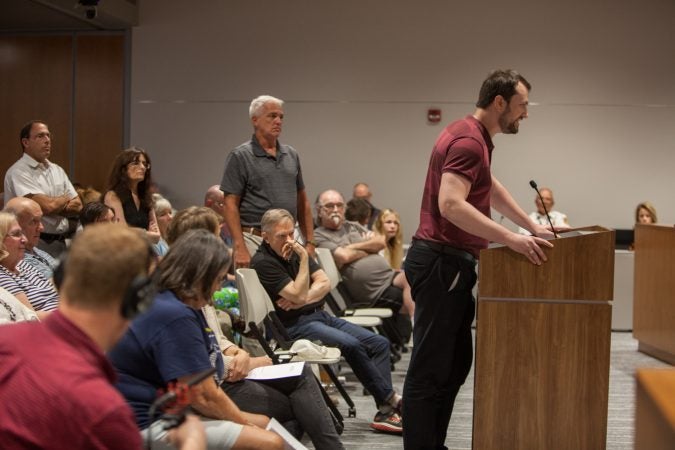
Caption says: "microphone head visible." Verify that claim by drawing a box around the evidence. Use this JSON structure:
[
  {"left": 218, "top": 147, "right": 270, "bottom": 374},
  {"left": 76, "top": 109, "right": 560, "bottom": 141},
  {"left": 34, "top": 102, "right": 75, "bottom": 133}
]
[{"left": 529, "top": 180, "right": 538, "bottom": 189}]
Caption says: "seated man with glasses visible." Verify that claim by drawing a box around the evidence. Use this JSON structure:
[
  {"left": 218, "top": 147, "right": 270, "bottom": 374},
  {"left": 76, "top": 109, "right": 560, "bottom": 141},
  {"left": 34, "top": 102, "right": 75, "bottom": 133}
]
[{"left": 314, "top": 190, "right": 405, "bottom": 315}]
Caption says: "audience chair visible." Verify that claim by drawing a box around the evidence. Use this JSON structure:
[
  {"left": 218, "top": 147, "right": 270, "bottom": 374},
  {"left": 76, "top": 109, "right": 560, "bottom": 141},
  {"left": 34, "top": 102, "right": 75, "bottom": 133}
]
[
  {"left": 315, "top": 248, "right": 393, "bottom": 319},
  {"left": 315, "top": 248, "right": 406, "bottom": 361},
  {"left": 236, "top": 268, "right": 357, "bottom": 419}
]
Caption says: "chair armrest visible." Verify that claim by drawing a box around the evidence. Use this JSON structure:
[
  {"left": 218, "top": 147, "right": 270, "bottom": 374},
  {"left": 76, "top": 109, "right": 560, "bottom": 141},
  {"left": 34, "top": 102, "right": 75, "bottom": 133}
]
[{"left": 350, "top": 308, "right": 393, "bottom": 318}]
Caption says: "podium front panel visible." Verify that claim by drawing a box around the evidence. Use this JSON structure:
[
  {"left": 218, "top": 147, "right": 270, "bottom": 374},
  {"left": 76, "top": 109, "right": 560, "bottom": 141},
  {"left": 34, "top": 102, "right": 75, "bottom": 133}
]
[{"left": 473, "top": 299, "right": 611, "bottom": 450}]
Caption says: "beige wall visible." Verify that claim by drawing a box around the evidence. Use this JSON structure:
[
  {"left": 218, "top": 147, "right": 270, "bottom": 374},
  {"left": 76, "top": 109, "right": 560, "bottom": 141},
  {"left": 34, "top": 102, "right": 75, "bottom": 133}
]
[{"left": 128, "top": 0, "right": 675, "bottom": 240}]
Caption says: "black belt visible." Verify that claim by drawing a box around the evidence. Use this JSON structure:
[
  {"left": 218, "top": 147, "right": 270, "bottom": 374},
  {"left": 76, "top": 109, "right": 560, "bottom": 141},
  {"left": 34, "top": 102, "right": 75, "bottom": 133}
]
[
  {"left": 412, "top": 239, "right": 477, "bottom": 265},
  {"left": 40, "top": 232, "right": 68, "bottom": 244},
  {"left": 242, "top": 227, "right": 262, "bottom": 237}
]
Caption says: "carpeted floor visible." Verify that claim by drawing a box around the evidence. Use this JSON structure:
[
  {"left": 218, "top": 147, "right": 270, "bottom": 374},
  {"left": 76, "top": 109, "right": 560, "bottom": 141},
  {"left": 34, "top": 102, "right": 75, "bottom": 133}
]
[{"left": 303, "top": 331, "right": 670, "bottom": 449}]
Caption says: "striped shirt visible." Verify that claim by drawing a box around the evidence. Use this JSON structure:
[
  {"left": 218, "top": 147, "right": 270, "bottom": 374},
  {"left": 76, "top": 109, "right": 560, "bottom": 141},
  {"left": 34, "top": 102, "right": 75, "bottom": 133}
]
[
  {"left": 22, "top": 248, "right": 58, "bottom": 280},
  {"left": 0, "top": 260, "right": 59, "bottom": 312}
]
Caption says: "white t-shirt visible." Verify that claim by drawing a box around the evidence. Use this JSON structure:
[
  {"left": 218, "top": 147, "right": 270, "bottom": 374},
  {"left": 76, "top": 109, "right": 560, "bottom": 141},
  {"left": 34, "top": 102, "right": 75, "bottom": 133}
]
[{"left": 518, "top": 210, "right": 569, "bottom": 235}]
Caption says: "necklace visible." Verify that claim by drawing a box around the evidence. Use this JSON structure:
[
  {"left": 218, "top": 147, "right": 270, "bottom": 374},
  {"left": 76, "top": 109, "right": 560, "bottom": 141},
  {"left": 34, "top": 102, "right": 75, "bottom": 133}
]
[{"left": 0, "top": 298, "right": 17, "bottom": 322}]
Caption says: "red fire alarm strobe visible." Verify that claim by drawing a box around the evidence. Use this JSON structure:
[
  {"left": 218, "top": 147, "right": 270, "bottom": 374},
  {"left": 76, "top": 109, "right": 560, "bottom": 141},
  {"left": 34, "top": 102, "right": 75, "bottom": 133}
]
[{"left": 427, "top": 108, "right": 442, "bottom": 124}]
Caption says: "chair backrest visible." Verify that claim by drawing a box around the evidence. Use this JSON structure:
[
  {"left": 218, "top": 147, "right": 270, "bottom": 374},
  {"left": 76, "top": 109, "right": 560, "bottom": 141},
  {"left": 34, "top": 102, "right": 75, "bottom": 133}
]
[
  {"left": 236, "top": 268, "right": 275, "bottom": 332},
  {"left": 315, "top": 247, "right": 341, "bottom": 290}
]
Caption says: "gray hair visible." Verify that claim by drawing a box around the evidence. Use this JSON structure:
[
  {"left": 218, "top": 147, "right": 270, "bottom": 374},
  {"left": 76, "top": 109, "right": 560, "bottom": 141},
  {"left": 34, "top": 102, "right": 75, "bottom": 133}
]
[
  {"left": 249, "top": 95, "right": 284, "bottom": 119},
  {"left": 152, "top": 194, "right": 173, "bottom": 216},
  {"left": 261, "top": 209, "right": 295, "bottom": 233}
]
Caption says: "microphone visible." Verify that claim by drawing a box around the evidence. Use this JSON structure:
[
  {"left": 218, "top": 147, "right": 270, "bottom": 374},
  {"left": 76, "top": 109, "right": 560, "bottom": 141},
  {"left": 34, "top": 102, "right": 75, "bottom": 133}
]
[
  {"left": 529, "top": 180, "right": 558, "bottom": 238},
  {"left": 152, "top": 367, "right": 217, "bottom": 410}
]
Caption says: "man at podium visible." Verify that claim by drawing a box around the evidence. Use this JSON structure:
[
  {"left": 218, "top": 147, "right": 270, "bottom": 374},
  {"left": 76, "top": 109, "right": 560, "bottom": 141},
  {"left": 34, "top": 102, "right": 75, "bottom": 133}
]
[{"left": 402, "top": 69, "right": 554, "bottom": 450}]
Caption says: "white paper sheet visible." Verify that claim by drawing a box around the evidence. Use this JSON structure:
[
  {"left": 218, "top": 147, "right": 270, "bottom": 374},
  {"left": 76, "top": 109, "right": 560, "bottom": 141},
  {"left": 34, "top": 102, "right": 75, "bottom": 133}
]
[{"left": 246, "top": 361, "right": 305, "bottom": 380}]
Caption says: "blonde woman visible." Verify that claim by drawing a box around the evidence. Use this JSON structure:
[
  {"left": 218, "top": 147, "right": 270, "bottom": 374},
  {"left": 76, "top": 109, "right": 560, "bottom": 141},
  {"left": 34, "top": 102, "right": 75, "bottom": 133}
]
[
  {"left": 374, "top": 209, "right": 404, "bottom": 269},
  {"left": 0, "top": 212, "right": 57, "bottom": 317},
  {"left": 635, "top": 201, "right": 657, "bottom": 224},
  {"left": 630, "top": 202, "right": 658, "bottom": 250},
  {"left": 374, "top": 209, "right": 414, "bottom": 322}
]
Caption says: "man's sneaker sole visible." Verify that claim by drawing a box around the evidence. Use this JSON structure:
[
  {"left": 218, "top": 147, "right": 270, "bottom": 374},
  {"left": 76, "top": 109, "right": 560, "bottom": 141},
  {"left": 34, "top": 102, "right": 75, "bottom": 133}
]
[{"left": 370, "top": 422, "right": 403, "bottom": 434}]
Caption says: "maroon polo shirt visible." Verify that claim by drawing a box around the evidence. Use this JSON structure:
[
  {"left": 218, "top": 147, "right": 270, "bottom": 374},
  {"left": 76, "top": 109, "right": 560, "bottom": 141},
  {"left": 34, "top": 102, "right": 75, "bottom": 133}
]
[
  {"left": 0, "top": 310, "right": 141, "bottom": 449},
  {"left": 414, "top": 115, "right": 494, "bottom": 258}
]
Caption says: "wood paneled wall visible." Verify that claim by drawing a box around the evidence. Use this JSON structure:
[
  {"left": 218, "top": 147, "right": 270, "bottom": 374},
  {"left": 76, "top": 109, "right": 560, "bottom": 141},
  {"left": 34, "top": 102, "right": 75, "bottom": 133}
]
[{"left": 0, "top": 34, "right": 125, "bottom": 196}]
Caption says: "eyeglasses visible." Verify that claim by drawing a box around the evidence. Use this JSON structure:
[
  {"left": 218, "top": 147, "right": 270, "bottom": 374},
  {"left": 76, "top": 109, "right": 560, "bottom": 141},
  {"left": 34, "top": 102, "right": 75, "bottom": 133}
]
[
  {"left": 129, "top": 160, "right": 150, "bottom": 169},
  {"left": 5, "top": 229, "right": 25, "bottom": 239},
  {"left": 320, "top": 202, "right": 345, "bottom": 211}
]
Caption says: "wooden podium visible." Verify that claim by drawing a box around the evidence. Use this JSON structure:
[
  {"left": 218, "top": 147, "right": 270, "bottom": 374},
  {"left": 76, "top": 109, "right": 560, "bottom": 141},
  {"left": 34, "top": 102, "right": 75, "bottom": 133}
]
[
  {"left": 473, "top": 227, "right": 614, "bottom": 450},
  {"left": 633, "top": 224, "right": 675, "bottom": 364}
]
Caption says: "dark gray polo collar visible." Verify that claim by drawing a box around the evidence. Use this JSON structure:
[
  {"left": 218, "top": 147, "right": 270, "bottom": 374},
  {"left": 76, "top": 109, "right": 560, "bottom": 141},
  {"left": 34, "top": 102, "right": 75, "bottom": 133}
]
[{"left": 250, "top": 134, "right": 288, "bottom": 160}]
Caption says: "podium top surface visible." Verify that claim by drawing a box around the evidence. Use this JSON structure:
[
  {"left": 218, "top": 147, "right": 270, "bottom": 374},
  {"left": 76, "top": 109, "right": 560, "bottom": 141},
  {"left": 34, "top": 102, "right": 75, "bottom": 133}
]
[{"left": 479, "top": 225, "right": 614, "bottom": 301}]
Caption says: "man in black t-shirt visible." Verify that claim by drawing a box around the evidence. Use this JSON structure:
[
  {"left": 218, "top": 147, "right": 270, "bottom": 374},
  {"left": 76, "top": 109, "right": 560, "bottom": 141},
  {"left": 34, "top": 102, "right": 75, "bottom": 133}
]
[{"left": 251, "top": 209, "right": 404, "bottom": 435}]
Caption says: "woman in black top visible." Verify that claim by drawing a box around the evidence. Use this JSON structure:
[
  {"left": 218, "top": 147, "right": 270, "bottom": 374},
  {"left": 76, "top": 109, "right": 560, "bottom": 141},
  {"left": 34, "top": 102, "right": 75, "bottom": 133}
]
[{"left": 103, "top": 147, "right": 160, "bottom": 243}]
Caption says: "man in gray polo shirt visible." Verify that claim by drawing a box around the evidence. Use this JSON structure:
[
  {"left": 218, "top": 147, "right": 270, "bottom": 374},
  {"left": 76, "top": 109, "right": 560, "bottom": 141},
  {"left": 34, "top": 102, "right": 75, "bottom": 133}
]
[{"left": 220, "top": 95, "right": 315, "bottom": 269}]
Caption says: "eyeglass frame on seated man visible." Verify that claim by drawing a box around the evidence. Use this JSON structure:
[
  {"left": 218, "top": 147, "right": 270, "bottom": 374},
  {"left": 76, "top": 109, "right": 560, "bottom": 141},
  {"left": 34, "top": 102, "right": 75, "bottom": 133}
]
[{"left": 319, "top": 202, "right": 345, "bottom": 211}]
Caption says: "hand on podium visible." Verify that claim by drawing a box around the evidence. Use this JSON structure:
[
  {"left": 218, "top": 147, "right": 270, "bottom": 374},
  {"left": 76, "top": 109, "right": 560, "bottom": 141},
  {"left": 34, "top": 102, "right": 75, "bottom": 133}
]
[{"left": 505, "top": 231, "right": 553, "bottom": 265}]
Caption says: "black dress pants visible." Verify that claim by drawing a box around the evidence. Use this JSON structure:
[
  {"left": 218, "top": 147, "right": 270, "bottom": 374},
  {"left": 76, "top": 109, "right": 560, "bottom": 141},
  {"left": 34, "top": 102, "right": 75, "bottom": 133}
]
[{"left": 402, "top": 241, "right": 477, "bottom": 450}]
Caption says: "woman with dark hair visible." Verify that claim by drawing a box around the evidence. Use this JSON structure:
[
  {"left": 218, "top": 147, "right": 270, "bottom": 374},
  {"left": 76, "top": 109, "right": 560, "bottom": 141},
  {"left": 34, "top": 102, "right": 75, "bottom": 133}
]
[
  {"left": 103, "top": 147, "right": 160, "bottom": 243},
  {"left": 108, "top": 230, "right": 283, "bottom": 449}
]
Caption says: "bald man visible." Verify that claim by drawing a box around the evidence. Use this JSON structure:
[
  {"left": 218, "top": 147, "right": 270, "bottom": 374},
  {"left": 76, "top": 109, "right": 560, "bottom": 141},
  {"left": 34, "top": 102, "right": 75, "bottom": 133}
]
[
  {"left": 518, "top": 187, "right": 570, "bottom": 235},
  {"left": 4, "top": 197, "right": 57, "bottom": 279},
  {"left": 352, "top": 182, "right": 380, "bottom": 229},
  {"left": 204, "top": 184, "right": 233, "bottom": 246}
]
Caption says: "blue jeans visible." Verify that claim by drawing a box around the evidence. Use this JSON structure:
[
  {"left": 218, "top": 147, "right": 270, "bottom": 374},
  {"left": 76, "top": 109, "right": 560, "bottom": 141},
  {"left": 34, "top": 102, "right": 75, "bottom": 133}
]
[
  {"left": 402, "top": 241, "right": 477, "bottom": 450},
  {"left": 287, "top": 310, "right": 394, "bottom": 406}
]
